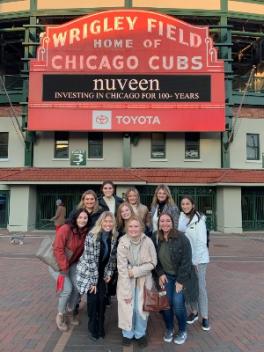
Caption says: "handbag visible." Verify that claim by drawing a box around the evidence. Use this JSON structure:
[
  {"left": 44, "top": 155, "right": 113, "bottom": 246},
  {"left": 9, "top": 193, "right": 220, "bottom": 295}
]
[
  {"left": 143, "top": 284, "right": 170, "bottom": 312},
  {"left": 36, "top": 236, "right": 73, "bottom": 272}
]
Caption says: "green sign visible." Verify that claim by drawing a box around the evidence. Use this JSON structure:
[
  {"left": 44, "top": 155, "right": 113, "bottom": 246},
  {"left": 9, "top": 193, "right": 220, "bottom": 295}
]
[{"left": 71, "top": 150, "right": 86, "bottom": 166}]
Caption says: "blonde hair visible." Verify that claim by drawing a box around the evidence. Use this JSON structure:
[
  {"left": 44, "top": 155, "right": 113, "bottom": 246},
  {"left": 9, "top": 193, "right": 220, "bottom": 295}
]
[
  {"left": 116, "top": 202, "right": 135, "bottom": 229},
  {"left": 90, "top": 211, "right": 117, "bottom": 240},
  {"left": 125, "top": 187, "right": 140, "bottom": 206},
  {"left": 124, "top": 215, "right": 144, "bottom": 235},
  {"left": 151, "top": 184, "right": 175, "bottom": 207},
  {"left": 77, "top": 190, "right": 100, "bottom": 213}
]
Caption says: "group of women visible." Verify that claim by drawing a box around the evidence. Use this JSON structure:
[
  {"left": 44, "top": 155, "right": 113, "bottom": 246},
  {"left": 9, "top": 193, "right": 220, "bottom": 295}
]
[{"left": 50, "top": 181, "right": 210, "bottom": 348}]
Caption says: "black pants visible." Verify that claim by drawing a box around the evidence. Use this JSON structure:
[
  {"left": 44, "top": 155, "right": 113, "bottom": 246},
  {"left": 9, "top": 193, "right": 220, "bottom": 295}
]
[{"left": 87, "top": 278, "right": 106, "bottom": 338}]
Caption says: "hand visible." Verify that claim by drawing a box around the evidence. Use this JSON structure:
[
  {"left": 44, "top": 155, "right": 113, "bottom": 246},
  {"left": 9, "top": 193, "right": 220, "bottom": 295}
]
[
  {"left": 128, "top": 268, "right": 134, "bottom": 278},
  {"left": 159, "top": 274, "right": 168, "bottom": 289},
  {"left": 175, "top": 282, "right": 183, "bottom": 293},
  {"left": 124, "top": 298, "right": 132, "bottom": 304},
  {"left": 89, "top": 286, "right": 97, "bottom": 294},
  {"left": 104, "top": 276, "right": 111, "bottom": 283}
]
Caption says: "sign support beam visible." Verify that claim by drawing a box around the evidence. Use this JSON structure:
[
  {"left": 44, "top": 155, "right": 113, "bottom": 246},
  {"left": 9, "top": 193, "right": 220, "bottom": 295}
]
[{"left": 220, "top": 0, "right": 233, "bottom": 168}]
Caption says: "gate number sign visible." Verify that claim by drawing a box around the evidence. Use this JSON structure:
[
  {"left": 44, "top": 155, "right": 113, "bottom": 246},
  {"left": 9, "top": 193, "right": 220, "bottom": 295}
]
[{"left": 71, "top": 150, "right": 86, "bottom": 166}]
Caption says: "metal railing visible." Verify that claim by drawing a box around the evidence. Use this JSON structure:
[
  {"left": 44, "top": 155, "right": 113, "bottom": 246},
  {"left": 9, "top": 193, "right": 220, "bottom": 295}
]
[
  {"left": 233, "top": 75, "right": 264, "bottom": 93},
  {"left": 0, "top": 74, "right": 24, "bottom": 92}
]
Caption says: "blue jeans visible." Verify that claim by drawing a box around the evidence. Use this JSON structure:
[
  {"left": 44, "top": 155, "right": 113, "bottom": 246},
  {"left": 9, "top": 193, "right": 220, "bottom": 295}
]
[
  {"left": 49, "top": 263, "right": 80, "bottom": 314},
  {"left": 161, "top": 273, "right": 187, "bottom": 333},
  {"left": 122, "top": 288, "right": 148, "bottom": 339}
]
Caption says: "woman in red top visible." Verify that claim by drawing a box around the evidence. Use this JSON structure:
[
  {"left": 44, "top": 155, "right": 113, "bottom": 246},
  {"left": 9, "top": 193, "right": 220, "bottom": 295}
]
[{"left": 49, "top": 208, "right": 89, "bottom": 332}]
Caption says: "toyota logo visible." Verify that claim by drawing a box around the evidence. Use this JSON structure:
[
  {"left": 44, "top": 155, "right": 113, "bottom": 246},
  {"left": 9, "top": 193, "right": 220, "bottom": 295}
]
[{"left": 96, "top": 115, "right": 109, "bottom": 124}]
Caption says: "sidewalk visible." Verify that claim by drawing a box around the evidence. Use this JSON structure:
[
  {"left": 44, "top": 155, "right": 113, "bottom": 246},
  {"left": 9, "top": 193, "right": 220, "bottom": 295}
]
[{"left": 0, "top": 233, "right": 264, "bottom": 352}]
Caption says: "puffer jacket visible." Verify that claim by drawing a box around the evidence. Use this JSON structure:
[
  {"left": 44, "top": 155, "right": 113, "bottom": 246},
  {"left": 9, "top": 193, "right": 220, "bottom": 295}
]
[
  {"left": 179, "top": 212, "right": 209, "bottom": 265},
  {"left": 155, "top": 233, "right": 198, "bottom": 303}
]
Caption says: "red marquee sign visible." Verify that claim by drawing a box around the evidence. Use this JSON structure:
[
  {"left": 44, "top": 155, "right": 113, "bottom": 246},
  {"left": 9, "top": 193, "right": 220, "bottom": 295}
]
[{"left": 28, "top": 10, "right": 225, "bottom": 131}]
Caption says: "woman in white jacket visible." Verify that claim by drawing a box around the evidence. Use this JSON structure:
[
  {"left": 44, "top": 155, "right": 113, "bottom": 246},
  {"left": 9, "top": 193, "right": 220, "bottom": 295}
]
[{"left": 178, "top": 195, "right": 210, "bottom": 331}]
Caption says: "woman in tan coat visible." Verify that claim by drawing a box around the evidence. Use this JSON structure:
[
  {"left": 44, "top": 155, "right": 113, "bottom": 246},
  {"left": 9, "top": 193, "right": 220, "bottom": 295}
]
[{"left": 117, "top": 216, "right": 157, "bottom": 348}]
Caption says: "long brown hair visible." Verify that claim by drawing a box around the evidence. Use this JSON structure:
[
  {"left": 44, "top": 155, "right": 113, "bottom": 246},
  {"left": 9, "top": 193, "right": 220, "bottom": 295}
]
[
  {"left": 157, "top": 212, "right": 179, "bottom": 242},
  {"left": 101, "top": 180, "right": 116, "bottom": 195},
  {"left": 66, "top": 208, "right": 89, "bottom": 234},
  {"left": 180, "top": 195, "right": 200, "bottom": 224}
]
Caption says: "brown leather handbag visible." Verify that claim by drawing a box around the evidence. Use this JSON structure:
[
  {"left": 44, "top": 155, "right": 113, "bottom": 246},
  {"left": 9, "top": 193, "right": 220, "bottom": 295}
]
[{"left": 143, "top": 285, "right": 170, "bottom": 312}]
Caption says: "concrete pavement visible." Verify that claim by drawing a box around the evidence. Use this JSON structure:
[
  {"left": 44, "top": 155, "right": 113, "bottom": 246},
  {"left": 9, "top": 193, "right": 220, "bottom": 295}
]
[{"left": 0, "top": 231, "right": 264, "bottom": 352}]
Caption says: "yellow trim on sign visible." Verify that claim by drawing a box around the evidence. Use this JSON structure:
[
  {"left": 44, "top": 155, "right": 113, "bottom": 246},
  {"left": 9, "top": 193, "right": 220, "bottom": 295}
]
[
  {"left": 0, "top": 0, "right": 29, "bottom": 13},
  {"left": 37, "top": 0, "right": 124, "bottom": 10},
  {"left": 228, "top": 1, "right": 264, "bottom": 15},
  {"left": 133, "top": 0, "right": 221, "bottom": 10}
]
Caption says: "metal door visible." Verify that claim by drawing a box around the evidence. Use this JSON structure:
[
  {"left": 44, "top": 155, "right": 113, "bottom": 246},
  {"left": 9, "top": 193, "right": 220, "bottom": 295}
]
[
  {"left": 0, "top": 191, "right": 9, "bottom": 228},
  {"left": 242, "top": 188, "right": 264, "bottom": 230}
]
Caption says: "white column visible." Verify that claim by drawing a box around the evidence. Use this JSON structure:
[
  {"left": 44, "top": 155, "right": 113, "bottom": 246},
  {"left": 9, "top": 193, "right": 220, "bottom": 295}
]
[
  {"left": 7, "top": 185, "right": 37, "bottom": 232},
  {"left": 216, "top": 187, "right": 242, "bottom": 233}
]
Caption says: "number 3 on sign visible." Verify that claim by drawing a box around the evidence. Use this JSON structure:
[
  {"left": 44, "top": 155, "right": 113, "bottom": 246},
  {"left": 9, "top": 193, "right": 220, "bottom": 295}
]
[{"left": 71, "top": 150, "right": 86, "bottom": 166}]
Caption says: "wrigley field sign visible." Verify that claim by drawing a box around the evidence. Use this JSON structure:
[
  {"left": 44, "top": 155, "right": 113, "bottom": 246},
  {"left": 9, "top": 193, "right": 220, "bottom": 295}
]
[{"left": 28, "top": 10, "right": 225, "bottom": 131}]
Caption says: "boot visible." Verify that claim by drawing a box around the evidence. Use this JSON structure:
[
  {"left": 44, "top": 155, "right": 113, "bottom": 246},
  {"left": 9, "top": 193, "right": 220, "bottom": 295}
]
[{"left": 56, "top": 313, "right": 68, "bottom": 332}]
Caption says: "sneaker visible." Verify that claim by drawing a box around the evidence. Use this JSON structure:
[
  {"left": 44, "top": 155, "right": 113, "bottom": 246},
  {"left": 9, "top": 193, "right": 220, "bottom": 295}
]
[
  {"left": 202, "top": 318, "right": 211, "bottom": 331},
  {"left": 163, "top": 330, "right": 174, "bottom": 343},
  {"left": 65, "top": 310, "right": 80, "bottom": 326},
  {"left": 56, "top": 313, "right": 68, "bottom": 332},
  {"left": 187, "top": 312, "right": 199, "bottom": 324},
  {"left": 122, "top": 337, "right": 133, "bottom": 346},
  {"left": 137, "top": 335, "right": 148, "bottom": 348},
  {"left": 89, "top": 334, "right": 98, "bottom": 342},
  {"left": 174, "top": 331, "right": 187, "bottom": 345},
  {"left": 70, "top": 314, "right": 80, "bottom": 326}
]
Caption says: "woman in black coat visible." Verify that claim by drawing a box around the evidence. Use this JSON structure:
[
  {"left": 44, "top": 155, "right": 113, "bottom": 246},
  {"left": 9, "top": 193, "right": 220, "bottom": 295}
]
[{"left": 98, "top": 181, "right": 123, "bottom": 217}]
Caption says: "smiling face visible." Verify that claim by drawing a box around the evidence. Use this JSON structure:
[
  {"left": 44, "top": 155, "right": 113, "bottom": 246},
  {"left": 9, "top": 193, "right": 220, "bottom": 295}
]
[
  {"left": 127, "top": 191, "right": 138, "bottom": 206},
  {"left": 102, "top": 183, "right": 114, "bottom": 198},
  {"left": 101, "top": 215, "right": 114, "bottom": 232},
  {"left": 120, "top": 205, "right": 132, "bottom": 220},
  {"left": 76, "top": 211, "right": 89, "bottom": 229},
  {"left": 83, "top": 194, "right": 96, "bottom": 211},
  {"left": 181, "top": 198, "right": 194, "bottom": 214},
  {"left": 157, "top": 189, "right": 168, "bottom": 203},
  {"left": 159, "top": 214, "right": 173, "bottom": 235},
  {"left": 127, "top": 219, "right": 141, "bottom": 239}
]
